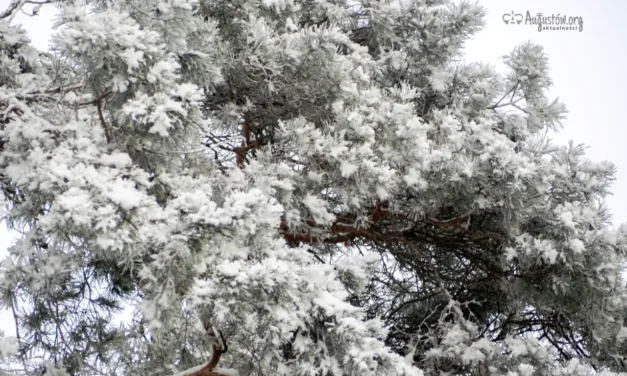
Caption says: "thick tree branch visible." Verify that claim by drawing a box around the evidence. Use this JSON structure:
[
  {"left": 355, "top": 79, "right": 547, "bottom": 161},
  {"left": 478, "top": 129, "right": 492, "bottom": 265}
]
[
  {"left": 279, "top": 206, "right": 506, "bottom": 246},
  {"left": 181, "top": 322, "right": 230, "bottom": 376}
]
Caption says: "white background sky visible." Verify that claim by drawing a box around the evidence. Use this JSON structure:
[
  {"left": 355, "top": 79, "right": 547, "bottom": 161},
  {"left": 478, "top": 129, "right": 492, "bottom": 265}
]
[{"left": 0, "top": 0, "right": 625, "bottom": 336}]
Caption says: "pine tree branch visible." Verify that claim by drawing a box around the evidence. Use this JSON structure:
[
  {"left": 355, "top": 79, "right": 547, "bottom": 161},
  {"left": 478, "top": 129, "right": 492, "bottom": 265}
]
[
  {"left": 279, "top": 206, "right": 506, "bottom": 246},
  {"left": 96, "top": 96, "right": 112, "bottom": 144},
  {"left": 179, "top": 322, "right": 231, "bottom": 376},
  {"left": 0, "top": 0, "right": 25, "bottom": 20}
]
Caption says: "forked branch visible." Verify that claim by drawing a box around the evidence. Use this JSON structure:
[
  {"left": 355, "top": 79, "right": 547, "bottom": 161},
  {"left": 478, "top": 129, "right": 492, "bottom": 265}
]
[{"left": 183, "top": 321, "right": 230, "bottom": 376}]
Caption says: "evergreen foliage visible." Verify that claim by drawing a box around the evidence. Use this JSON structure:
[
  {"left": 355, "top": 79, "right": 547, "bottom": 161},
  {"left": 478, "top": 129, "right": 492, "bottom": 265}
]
[{"left": 0, "top": 1, "right": 626, "bottom": 375}]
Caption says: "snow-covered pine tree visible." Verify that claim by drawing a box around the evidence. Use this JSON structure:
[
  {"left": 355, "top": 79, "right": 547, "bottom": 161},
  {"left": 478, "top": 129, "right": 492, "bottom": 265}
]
[{"left": 0, "top": 0, "right": 626, "bottom": 375}]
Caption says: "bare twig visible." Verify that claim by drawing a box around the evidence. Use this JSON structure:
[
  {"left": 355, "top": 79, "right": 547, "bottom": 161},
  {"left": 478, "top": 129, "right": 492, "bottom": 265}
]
[
  {"left": 94, "top": 92, "right": 113, "bottom": 143},
  {"left": 489, "top": 81, "right": 519, "bottom": 110},
  {"left": 1, "top": 0, "right": 54, "bottom": 20}
]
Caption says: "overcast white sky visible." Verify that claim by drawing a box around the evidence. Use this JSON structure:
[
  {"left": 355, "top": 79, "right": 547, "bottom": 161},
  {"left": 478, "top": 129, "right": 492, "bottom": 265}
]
[{"left": 0, "top": 0, "right": 625, "bottom": 336}]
